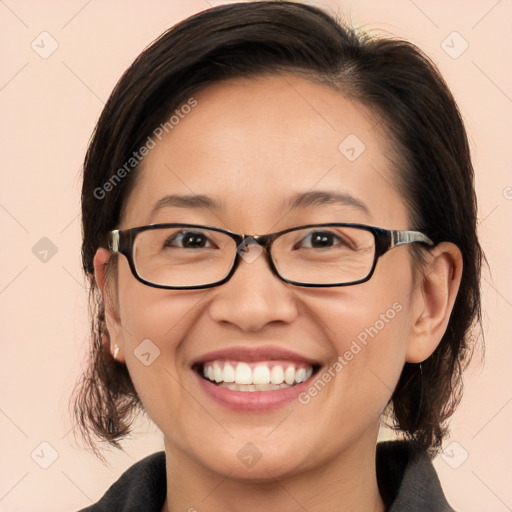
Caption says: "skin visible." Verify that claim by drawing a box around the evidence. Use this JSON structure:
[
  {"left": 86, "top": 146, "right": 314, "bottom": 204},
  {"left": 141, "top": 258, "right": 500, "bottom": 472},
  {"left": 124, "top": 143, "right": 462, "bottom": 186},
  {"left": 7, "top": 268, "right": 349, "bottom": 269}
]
[{"left": 94, "top": 74, "right": 462, "bottom": 512}]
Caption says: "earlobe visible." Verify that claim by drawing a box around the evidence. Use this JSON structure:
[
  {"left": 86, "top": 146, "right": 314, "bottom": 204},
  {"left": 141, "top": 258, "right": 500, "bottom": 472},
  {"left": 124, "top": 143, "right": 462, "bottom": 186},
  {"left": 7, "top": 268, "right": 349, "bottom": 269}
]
[
  {"left": 406, "top": 242, "right": 463, "bottom": 363},
  {"left": 93, "top": 248, "right": 126, "bottom": 363}
]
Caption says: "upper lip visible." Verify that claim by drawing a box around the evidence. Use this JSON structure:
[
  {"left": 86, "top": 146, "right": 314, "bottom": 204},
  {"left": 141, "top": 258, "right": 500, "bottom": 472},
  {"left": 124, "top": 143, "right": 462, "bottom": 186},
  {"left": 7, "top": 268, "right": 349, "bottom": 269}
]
[{"left": 192, "top": 345, "right": 322, "bottom": 367}]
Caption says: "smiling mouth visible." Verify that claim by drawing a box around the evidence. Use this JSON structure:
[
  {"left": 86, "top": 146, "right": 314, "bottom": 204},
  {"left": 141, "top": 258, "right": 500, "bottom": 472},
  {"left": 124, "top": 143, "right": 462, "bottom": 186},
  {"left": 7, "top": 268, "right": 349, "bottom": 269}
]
[{"left": 193, "top": 360, "right": 321, "bottom": 392}]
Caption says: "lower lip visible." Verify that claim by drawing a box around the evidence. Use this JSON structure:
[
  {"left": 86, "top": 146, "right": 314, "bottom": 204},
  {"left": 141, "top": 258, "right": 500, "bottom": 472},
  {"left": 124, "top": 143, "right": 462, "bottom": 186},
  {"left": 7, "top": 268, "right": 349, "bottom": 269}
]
[{"left": 194, "top": 370, "right": 317, "bottom": 412}]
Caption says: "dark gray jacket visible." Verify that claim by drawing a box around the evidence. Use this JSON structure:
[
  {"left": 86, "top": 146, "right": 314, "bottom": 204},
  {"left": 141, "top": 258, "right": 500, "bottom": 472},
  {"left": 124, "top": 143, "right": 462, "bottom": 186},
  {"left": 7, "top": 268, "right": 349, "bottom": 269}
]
[{"left": 78, "top": 441, "right": 455, "bottom": 511}]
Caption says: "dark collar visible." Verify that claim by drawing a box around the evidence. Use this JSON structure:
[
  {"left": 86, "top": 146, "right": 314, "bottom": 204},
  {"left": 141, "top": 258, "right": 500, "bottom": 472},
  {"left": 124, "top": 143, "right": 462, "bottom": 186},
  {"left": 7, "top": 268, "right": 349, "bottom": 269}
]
[
  {"left": 78, "top": 451, "right": 166, "bottom": 512},
  {"left": 377, "top": 441, "right": 455, "bottom": 511},
  {"left": 79, "top": 441, "right": 454, "bottom": 511}
]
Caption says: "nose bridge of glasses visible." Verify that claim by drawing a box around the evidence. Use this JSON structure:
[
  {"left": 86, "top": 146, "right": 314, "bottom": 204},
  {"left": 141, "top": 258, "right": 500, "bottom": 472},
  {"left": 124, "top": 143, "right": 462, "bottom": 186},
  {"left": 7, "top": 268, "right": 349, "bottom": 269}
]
[
  {"left": 232, "top": 233, "right": 277, "bottom": 276},
  {"left": 236, "top": 233, "right": 273, "bottom": 253},
  {"left": 239, "top": 234, "right": 259, "bottom": 250}
]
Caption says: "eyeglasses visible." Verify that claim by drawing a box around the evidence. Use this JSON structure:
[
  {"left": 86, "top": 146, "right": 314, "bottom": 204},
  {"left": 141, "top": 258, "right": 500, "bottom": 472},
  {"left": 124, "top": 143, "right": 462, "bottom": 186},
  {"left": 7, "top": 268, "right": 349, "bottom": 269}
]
[{"left": 108, "top": 223, "right": 434, "bottom": 290}]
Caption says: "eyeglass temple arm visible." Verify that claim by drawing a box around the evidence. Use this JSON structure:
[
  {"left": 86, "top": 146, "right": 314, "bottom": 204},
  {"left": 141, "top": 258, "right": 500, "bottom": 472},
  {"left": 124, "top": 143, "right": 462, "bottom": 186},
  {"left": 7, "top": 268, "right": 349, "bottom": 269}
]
[
  {"left": 390, "top": 230, "right": 434, "bottom": 248},
  {"left": 109, "top": 230, "right": 120, "bottom": 252}
]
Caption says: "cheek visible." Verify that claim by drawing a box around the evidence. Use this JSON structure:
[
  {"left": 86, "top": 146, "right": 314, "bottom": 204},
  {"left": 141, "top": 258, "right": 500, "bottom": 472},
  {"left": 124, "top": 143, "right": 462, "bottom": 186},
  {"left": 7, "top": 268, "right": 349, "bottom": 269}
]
[
  {"left": 304, "top": 252, "right": 414, "bottom": 402},
  {"left": 309, "top": 294, "right": 408, "bottom": 389},
  {"left": 114, "top": 260, "right": 207, "bottom": 406},
  {"left": 115, "top": 256, "right": 202, "bottom": 346}
]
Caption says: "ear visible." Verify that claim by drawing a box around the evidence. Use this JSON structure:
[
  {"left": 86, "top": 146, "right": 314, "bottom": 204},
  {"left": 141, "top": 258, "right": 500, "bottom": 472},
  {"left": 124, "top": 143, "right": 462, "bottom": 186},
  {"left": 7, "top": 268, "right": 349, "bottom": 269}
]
[
  {"left": 93, "top": 248, "right": 126, "bottom": 363},
  {"left": 406, "top": 242, "right": 463, "bottom": 363}
]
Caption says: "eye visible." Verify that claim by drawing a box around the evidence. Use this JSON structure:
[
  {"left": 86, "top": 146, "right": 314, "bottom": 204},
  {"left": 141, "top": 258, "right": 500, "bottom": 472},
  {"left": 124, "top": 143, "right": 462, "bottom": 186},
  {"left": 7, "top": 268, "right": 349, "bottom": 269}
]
[
  {"left": 164, "top": 230, "right": 215, "bottom": 249},
  {"left": 294, "top": 230, "right": 352, "bottom": 250}
]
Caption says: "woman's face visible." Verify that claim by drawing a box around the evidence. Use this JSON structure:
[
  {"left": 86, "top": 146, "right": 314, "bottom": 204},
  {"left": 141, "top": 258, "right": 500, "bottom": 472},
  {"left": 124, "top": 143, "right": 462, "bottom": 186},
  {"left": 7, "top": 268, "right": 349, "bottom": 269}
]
[{"left": 100, "top": 74, "right": 424, "bottom": 479}]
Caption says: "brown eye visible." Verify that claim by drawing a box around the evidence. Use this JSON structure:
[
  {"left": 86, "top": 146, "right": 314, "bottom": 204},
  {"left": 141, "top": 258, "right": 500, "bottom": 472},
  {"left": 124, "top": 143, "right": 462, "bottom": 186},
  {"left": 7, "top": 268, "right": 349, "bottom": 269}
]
[
  {"left": 164, "top": 231, "right": 214, "bottom": 249},
  {"left": 294, "top": 231, "right": 348, "bottom": 250}
]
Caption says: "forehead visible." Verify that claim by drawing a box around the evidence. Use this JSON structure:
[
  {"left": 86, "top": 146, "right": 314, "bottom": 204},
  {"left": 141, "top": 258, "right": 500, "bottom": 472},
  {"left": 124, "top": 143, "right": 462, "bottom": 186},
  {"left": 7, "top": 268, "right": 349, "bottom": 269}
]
[{"left": 120, "top": 74, "right": 408, "bottom": 231}]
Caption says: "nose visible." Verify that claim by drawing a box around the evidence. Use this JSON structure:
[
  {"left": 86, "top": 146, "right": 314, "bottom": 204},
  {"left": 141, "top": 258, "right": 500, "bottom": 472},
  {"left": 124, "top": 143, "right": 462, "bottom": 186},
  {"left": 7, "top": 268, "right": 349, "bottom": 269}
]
[{"left": 208, "top": 245, "right": 299, "bottom": 332}]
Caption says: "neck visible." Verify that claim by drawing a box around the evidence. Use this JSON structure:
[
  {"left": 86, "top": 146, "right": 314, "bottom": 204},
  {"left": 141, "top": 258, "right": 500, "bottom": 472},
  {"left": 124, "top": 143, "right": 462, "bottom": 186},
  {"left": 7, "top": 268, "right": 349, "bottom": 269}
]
[{"left": 161, "top": 432, "right": 385, "bottom": 512}]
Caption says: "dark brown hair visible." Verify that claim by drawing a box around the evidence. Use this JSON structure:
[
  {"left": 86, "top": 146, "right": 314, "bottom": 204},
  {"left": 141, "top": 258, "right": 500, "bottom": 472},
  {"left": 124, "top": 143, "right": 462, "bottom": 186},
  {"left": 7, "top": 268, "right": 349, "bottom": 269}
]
[{"left": 72, "top": 0, "right": 483, "bottom": 458}]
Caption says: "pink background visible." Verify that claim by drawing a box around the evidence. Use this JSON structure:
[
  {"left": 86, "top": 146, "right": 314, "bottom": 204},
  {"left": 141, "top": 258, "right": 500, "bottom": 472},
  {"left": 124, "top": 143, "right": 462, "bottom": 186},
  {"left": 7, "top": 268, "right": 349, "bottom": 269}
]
[{"left": 1, "top": 1, "right": 511, "bottom": 510}]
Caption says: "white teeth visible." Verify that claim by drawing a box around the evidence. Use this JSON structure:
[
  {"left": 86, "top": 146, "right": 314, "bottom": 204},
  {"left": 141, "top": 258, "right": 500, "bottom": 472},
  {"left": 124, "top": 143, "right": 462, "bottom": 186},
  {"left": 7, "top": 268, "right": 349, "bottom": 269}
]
[
  {"left": 234, "top": 362, "right": 252, "bottom": 384},
  {"left": 270, "top": 365, "right": 284, "bottom": 384},
  {"left": 223, "top": 363, "right": 235, "bottom": 383},
  {"left": 284, "top": 366, "right": 295, "bottom": 385},
  {"left": 253, "top": 365, "right": 270, "bottom": 385},
  {"left": 201, "top": 360, "right": 315, "bottom": 388},
  {"left": 219, "top": 382, "right": 291, "bottom": 392},
  {"left": 295, "top": 368, "right": 307, "bottom": 383},
  {"left": 213, "top": 362, "right": 223, "bottom": 383}
]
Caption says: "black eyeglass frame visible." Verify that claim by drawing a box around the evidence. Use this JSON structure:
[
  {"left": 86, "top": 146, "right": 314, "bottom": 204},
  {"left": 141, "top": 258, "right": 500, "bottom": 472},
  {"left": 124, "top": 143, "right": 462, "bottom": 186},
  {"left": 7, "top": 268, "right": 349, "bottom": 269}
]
[{"left": 108, "top": 223, "right": 434, "bottom": 290}]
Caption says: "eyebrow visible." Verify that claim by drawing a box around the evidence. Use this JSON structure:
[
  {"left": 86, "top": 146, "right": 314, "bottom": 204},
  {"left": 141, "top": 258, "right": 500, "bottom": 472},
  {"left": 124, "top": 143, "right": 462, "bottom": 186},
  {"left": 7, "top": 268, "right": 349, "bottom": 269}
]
[
  {"left": 150, "top": 194, "right": 218, "bottom": 217},
  {"left": 287, "top": 191, "right": 370, "bottom": 215},
  {"left": 149, "top": 190, "right": 370, "bottom": 217}
]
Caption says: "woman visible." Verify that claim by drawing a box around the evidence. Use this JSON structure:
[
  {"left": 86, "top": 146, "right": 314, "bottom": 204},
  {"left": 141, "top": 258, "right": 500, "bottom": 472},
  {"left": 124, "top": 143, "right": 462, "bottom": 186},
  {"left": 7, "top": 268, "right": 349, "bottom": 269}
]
[{"left": 73, "top": 1, "right": 482, "bottom": 510}]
